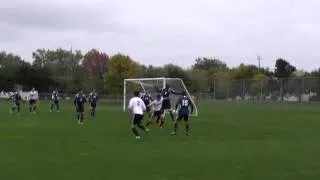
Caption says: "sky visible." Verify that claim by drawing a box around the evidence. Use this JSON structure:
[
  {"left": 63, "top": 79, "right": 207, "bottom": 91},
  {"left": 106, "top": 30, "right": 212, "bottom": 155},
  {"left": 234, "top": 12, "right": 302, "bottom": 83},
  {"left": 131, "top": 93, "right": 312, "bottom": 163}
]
[{"left": 1, "top": 0, "right": 320, "bottom": 71}]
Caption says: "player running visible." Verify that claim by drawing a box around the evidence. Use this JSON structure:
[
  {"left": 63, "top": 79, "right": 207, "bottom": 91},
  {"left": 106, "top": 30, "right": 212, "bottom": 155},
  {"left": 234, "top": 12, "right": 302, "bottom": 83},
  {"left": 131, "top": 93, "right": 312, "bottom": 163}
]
[
  {"left": 89, "top": 88, "right": 98, "bottom": 117},
  {"left": 74, "top": 89, "right": 87, "bottom": 125},
  {"left": 28, "top": 87, "right": 38, "bottom": 114},
  {"left": 8, "top": 90, "right": 22, "bottom": 114},
  {"left": 50, "top": 88, "right": 60, "bottom": 112},
  {"left": 146, "top": 94, "right": 164, "bottom": 128},
  {"left": 157, "top": 84, "right": 181, "bottom": 122},
  {"left": 140, "top": 91, "right": 153, "bottom": 118},
  {"left": 128, "top": 91, "right": 149, "bottom": 140},
  {"left": 171, "top": 91, "right": 193, "bottom": 136}
]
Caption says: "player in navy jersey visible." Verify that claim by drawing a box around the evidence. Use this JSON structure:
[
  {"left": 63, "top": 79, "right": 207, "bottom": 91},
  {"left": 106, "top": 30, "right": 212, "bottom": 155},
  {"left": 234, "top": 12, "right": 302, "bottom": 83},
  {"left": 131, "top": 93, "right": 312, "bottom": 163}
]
[
  {"left": 50, "top": 88, "right": 60, "bottom": 112},
  {"left": 140, "top": 92, "right": 153, "bottom": 118},
  {"left": 8, "top": 90, "right": 22, "bottom": 114},
  {"left": 89, "top": 88, "right": 98, "bottom": 117},
  {"left": 171, "top": 91, "right": 193, "bottom": 136},
  {"left": 157, "top": 84, "right": 181, "bottom": 122},
  {"left": 74, "top": 89, "right": 87, "bottom": 125}
]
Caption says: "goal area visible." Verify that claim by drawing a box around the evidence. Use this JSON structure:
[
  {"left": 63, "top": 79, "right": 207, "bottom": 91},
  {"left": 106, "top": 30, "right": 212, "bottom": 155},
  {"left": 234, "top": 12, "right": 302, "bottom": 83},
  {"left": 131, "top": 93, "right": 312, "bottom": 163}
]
[{"left": 123, "top": 78, "right": 198, "bottom": 117}]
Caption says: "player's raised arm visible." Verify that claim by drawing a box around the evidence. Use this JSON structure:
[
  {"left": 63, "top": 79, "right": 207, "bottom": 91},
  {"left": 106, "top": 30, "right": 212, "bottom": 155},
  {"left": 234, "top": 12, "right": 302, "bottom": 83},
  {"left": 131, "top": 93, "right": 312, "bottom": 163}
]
[
  {"left": 175, "top": 97, "right": 182, "bottom": 111},
  {"left": 141, "top": 100, "right": 146, "bottom": 112},
  {"left": 189, "top": 97, "right": 194, "bottom": 114},
  {"left": 73, "top": 94, "right": 77, "bottom": 106}
]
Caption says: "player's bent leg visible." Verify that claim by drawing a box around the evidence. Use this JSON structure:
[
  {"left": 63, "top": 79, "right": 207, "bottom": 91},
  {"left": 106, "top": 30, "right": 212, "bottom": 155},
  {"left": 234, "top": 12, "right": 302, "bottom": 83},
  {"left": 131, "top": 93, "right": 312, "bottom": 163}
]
[
  {"left": 171, "top": 115, "right": 182, "bottom": 135},
  {"left": 184, "top": 115, "right": 190, "bottom": 136},
  {"left": 131, "top": 115, "right": 141, "bottom": 139}
]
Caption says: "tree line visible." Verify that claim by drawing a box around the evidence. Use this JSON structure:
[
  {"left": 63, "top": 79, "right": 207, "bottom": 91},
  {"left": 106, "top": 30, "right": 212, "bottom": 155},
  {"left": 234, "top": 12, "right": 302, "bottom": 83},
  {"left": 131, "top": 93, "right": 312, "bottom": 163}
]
[{"left": 1, "top": 48, "right": 319, "bottom": 95}]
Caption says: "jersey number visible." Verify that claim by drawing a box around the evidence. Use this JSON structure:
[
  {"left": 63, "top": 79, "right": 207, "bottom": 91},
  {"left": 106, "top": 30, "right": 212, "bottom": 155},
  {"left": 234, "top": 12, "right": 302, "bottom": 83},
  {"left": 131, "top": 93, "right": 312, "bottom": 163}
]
[{"left": 182, "top": 100, "right": 189, "bottom": 106}]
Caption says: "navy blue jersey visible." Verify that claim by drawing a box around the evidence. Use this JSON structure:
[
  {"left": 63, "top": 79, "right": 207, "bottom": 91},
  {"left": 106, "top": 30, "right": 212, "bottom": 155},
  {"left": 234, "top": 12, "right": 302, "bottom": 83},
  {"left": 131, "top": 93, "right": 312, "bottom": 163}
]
[
  {"left": 176, "top": 96, "right": 193, "bottom": 114},
  {"left": 9, "top": 92, "right": 21, "bottom": 104},
  {"left": 89, "top": 92, "right": 98, "bottom": 105},
  {"left": 52, "top": 90, "right": 59, "bottom": 101},
  {"left": 74, "top": 93, "right": 87, "bottom": 107},
  {"left": 159, "top": 88, "right": 177, "bottom": 99},
  {"left": 141, "top": 93, "right": 152, "bottom": 105}
]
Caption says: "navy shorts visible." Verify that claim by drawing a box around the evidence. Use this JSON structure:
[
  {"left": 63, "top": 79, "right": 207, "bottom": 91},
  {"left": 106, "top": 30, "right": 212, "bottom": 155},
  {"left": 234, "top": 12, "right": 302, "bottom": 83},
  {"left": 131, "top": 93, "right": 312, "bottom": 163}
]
[
  {"left": 177, "top": 112, "right": 189, "bottom": 122},
  {"left": 132, "top": 114, "right": 143, "bottom": 125},
  {"left": 161, "top": 99, "right": 171, "bottom": 110},
  {"left": 76, "top": 106, "right": 84, "bottom": 113},
  {"left": 29, "top": 100, "right": 36, "bottom": 105}
]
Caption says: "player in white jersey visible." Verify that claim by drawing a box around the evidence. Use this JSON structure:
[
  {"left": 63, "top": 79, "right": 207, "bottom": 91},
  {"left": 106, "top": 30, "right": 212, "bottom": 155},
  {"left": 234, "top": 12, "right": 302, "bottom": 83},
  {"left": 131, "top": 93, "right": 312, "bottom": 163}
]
[
  {"left": 28, "top": 87, "right": 39, "bottom": 114},
  {"left": 146, "top": 94, "right": 164, "bottom": 128},
  {"left": 128, "top": 91, "right": 149, "bottom": 139}
]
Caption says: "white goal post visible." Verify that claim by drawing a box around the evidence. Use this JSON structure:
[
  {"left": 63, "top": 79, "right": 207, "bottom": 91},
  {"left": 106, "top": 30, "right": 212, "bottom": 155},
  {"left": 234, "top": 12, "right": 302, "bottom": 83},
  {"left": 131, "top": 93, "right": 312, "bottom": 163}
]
[{"left": 123, "top": 77, "right": 198, "bottom": 117}]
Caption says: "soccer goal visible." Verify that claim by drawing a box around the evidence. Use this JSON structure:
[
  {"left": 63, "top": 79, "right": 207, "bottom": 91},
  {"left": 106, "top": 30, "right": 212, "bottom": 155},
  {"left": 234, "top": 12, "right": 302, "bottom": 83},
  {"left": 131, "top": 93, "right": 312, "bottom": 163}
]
[{"left": 123, "top": 77, "right": 198, "bottom": 117}]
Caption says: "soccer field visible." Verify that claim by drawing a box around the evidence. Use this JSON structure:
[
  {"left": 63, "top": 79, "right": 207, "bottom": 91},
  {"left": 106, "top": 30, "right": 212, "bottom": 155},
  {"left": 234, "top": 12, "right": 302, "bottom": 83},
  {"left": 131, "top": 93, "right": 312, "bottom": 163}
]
[{"left": 1, "top": 100, "right": 320, "bottom": 179}]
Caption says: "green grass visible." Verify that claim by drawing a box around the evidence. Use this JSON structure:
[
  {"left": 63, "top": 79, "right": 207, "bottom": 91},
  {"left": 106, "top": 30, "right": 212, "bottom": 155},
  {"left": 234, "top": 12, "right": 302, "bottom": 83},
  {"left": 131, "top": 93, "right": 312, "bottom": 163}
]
[{"left": 1, "top": 100, "right": 320, "bottom": 179}]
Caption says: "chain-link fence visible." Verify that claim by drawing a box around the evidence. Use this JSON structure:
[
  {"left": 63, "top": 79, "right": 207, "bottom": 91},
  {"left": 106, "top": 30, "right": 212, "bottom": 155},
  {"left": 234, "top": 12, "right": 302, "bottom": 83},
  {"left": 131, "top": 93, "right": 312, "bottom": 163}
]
[
  {"left": 2, "top": 77, "right": 320, "bottom": 103},
  {"left": 195, "top": 77, "right": 320, "bottom": 102}
]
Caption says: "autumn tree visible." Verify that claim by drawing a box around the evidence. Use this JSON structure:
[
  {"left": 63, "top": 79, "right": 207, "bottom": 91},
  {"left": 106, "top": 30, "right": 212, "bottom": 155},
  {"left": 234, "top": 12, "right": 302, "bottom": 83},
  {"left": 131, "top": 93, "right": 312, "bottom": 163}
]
[
  {"left": 104, "top": 54, "right": 140, "bottom": 95},
  {"left": 83, "top": 49, "right": 109, "bottom": 78}
]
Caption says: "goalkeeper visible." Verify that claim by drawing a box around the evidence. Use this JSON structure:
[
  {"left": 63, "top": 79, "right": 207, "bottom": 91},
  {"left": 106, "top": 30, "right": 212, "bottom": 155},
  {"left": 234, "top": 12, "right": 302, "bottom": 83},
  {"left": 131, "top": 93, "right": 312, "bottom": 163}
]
[{"left": 157, "top": 84, "right": 181, "bottom": 122}]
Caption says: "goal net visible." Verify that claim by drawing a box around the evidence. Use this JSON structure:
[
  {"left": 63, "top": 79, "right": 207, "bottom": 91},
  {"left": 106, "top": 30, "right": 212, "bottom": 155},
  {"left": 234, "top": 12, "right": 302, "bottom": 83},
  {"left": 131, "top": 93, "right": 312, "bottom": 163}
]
[{"left": 123, "top": 78, "right": 198, "bottom": 117}]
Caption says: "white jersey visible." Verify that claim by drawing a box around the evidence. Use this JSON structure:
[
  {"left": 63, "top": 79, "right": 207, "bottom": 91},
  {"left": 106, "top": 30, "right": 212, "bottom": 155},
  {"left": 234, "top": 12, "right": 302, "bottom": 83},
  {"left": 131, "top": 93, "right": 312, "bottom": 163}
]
[
  {"left": 149, "top": 98, "right": 163, "bottom": 111},
  {"left": 28, "top": 90, "right": 38, "bottom": 100},
  {"left": 128, "top": 97, "right": 146, "bottom": 115}
]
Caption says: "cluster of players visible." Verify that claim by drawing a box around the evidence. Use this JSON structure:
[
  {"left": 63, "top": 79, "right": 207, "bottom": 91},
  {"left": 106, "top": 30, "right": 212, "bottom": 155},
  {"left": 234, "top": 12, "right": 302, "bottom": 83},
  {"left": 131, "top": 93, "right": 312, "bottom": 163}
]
[
  {"left": 7, "top": 84, "right": 193, "bottom": 139},
  {"left": 7, "top": 88, "right": 98, "bottom": 125},
  {"left": 128, "top": 84, "right": 194, "bottom": 139}
]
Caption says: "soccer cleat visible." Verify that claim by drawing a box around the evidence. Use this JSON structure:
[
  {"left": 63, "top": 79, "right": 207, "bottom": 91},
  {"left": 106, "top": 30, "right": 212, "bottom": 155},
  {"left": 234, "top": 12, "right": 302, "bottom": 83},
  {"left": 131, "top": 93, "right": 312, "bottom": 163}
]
[
  {"left": 185, "top": 132, "right": 191, "bottom": 136},
  {"left": 170, "top": 132, "right": 177, "bottom": 136},
  {"left": 50, "top": 110, "right": 52, "bottom": 112},
  {"left": 145, "top": 128, "right": 150, "bottom": 132},
  {"left": 136, "top": 136, "right": 141, "bottom": 140}
]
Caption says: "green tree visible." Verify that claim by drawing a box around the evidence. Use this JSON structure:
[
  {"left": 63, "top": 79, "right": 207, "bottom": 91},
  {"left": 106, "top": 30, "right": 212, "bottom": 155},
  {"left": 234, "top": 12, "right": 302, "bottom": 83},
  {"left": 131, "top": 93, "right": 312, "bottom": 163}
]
[
  {"left": 192, "top": 57, "right": 228, "bottom": 71},
  {"left": 187, "top": 69, "right": 208, "bottom": 93},
  {"left": 274, "top": 58, "right": 296, "bottom": 78},
  {"left": 104, "top": 54, "right": 140, "bottom": 95},
  {"left": 250, "top": 73, "right": 268, "bottom": 99},
  {"left": 214, "top": 70, "right": 232, "bottom": 99}
]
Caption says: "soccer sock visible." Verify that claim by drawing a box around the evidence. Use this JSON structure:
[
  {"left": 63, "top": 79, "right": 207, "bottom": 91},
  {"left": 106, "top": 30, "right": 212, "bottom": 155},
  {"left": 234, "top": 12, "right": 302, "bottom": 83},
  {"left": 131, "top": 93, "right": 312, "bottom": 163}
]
[
  {"left": 29, "top": 106, "right": 32, "bottom": 112},
  {"left": 185, "top": 123, "right": 189, "bottom": 132},
  {"left": 146, "top": 121, "right": 152, "bottom": 127},
  {"left": 169, "top": 111, "right": 175, "bottom": 121},
  {"left": 80, "top": 114, "right": 84, "bottom": 122},
  {"left": 160, "top": 119, "right": 164, "bottom": 127},
  {"left": 11, "top": 107, "right": 16, "bottom": 112},
  {"left": 77, "top": 114, "right": 80, "bottom": 120},
  {"left": 132, "top": 127, "right": 139, "bottom": 136},
  {"left": 57, "top": 104, "right": 59, "bottom": 111},
  {"left": 174, "top": 122, "right": 178, "bottom": 132},
  {"left": 50, "top": 104, "right": 54, "bottom": 110},
  {"left": 33, "top": 106, "right": 36, "bottom": 112},
  {"left": 17, "top": 106, "right": 20, "bottom": 112},
  {"left": 137, "top": 123, "right": 146, "bottom": 131},
  {"left": 92, "top": 108, "right": 95, "bottom": 116}
]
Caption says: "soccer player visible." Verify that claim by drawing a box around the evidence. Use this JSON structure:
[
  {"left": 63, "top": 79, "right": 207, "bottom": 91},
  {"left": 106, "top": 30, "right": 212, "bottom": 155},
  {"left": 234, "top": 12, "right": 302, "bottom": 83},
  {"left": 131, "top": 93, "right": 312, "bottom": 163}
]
[
  {"left": 50, "top": 88, "right": 60, "bottom": 112},
  {"left": 171, "top": 91, "right": 193, "bottom": 136},
  {"left": 146, "top": 94, "right": 164, "bottom": 128},
  {"left": 157, "top": 84, "right": 181, "bottom": 122},
  {"left": 140, "top": 91, "right": 153, "bottom": 118},
  {"left": 128, "top": 91, "right": 149, "bottom": 140},
  {"left": 89, "top": 88, "right": 98, "bottom": 117},
  {"left": 74, "top": 89, "right": 87, "bottom": 125},
  {"left": 8, "top": 90, "right": 22, "bottom": 114},
  {"left": 28, "top": 87, "right": 38, "bottom": 114}
]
